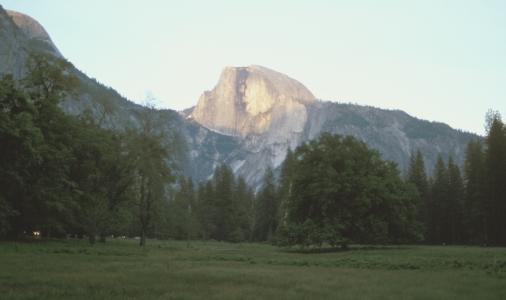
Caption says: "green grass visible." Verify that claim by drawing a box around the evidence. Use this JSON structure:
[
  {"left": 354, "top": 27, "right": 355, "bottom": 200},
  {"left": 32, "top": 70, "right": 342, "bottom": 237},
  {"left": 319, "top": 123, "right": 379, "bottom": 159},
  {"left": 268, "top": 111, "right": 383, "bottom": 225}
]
[{"left": 1, "top": 239, "right": 505, "bottom": 299}]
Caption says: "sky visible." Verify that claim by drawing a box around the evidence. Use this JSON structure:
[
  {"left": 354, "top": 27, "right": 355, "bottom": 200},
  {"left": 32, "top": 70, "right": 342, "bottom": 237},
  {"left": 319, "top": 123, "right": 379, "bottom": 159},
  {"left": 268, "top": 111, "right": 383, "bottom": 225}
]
[{"left": 3, "top": 0, "right": 505, "bottom": 135}]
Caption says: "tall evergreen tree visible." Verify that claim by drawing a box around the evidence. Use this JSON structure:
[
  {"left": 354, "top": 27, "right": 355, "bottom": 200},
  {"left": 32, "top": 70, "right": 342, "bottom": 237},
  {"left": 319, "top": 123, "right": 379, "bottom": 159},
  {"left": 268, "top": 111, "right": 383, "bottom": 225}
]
[
  {"left": 447, "top": 157, "right": 465, "bottom": 244},
  {"left": 463, "top": 139, "right": 486, "bottom": 243},
  {"left": 212, "top": 165, "right": 237, "bottom": 241},
  {"left": 428, "top": 156, "right": 449, "bottom": 244},
  {"left": 168, "top": 177, "right": 199, "bottom": 240},
  {"left": 253, "top": 167, "right": 279, "bottom": 241},
  {"left": 196, "top": 181, "right": 216, "bottom": 240},
  {"left": 278, "top": 148, "right": 296, "bottom": 230},
  {"left": 484, "top": 111, "right": 506, "bottom": 245},
  {"left": 407, "top": 150, "right": 429, "bottom": 237},
  {"left": 233, "top": 177, "right": 254, "bottom": 242}
]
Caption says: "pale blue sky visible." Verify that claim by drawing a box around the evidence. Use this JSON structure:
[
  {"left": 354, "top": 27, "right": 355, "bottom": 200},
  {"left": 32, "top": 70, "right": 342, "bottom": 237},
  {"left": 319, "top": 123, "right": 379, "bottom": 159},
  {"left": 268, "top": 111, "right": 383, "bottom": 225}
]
[{"left": 3, "top": 0, "right": 505, "bottom": 135}]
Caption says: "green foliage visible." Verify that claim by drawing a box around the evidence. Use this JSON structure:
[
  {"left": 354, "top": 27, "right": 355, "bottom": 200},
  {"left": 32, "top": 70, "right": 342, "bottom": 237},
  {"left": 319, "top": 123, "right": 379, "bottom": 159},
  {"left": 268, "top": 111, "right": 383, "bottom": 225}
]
[
  {"left": 3, "top": 52, "right": 505, "bottom": 251},
  {"left": 253, "top": 167, "right": 279, "bottom": 242},
  {"left": 406, "top": 150, "right": 429, "bottom": 236},
  {"left": 169, "top": 165, "right": 255, "bottom": 243},
  {"left": 163, "top": 177, "right": 199, "bottom": 240},
  {"left": 125, "top": 111, "right": 175, "bottom": 246},
  {"left": 484, "top": 110, "right": 506, "bottom": 245},
  {"left": 0, "top": 54, "right": 176, "bottom": 244},
  {"left": 412, "top": 110, "right": 506, "bottom": 246},
  {"left": 278, "top": 133, "right": 421, "bottom": 247},
  {"left": 195, "top": 165, "right": 254, "bottom": 242},
  {"left": 0, "top": 54, "right": 80, "bottom": 238},
  {"left": 463, "top": 139, "right": 486, "bottom": 243},
  {"left": 426, "top": 156, "right": 465, "bottom": 245}
]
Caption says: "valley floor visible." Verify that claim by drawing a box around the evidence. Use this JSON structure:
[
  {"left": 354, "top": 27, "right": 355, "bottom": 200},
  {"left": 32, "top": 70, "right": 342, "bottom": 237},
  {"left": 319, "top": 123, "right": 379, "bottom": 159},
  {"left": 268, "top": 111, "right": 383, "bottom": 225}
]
[{"left": 1, "top": 239, "right": 505, "bottom": 299}]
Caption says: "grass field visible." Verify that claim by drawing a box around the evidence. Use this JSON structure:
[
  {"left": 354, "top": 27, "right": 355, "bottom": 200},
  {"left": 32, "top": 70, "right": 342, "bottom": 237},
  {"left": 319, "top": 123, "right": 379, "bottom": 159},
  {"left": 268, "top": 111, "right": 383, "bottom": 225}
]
[{"left": 1, "top": 239, "right": 505, "bottom": 299}]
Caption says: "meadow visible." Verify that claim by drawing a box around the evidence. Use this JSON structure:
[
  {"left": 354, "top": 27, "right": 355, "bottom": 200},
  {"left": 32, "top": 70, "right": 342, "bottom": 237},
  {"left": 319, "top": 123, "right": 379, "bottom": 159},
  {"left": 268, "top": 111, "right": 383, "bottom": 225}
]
[{"left": 1, "top": 239, "right": 505, "bottom": 300}]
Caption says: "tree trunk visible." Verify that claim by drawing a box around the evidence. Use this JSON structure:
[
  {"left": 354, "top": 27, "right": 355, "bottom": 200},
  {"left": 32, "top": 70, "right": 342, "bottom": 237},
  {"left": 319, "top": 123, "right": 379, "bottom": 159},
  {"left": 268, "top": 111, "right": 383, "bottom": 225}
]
[{"left": 140, "top": 228, "right": 146, "bottom": 247}]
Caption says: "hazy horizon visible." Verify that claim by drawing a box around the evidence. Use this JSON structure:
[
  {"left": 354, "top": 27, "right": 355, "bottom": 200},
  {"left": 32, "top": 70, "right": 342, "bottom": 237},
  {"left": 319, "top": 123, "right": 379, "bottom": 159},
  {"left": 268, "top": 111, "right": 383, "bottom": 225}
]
[{"left": 3, "top": 0, "right": 506, "bottom": 135}]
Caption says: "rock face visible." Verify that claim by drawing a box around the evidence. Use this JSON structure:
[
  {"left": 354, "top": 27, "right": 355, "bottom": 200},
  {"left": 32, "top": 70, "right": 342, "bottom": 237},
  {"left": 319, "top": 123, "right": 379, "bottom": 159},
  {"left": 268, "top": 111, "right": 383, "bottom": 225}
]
[
  {"left": 0, "top": 8, "right": 29, "bottom": 78},
  {"left": 6, "top": 10, "right": 62, "bottom": 57},
  {"left": 190, "top": 65, "right": 319, "bottom": 185},
  {"left": 189, "top": 66, "right": 477, "bottom": 187},
  {"left": 191, "top": 65, "right": 315, "bottom": 137},
  {"left": 0, "top": 8, "right": 62, "bottom": 78}
]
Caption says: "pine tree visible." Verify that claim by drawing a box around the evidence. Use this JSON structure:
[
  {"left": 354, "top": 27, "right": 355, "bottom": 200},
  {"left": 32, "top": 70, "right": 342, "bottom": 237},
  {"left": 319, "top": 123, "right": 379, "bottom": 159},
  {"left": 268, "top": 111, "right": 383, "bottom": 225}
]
[
  {"left": 447, "top": 157, "right": 465, "bottom": 244},
  {"left": 253, "top": 167, "right": 279, "bottom": 241},
  {"left": 484, "top": 111, "right": 506, "bottom": 245},
  {"left": 278, "top": 148, "right": 296, "bottom": 230},
  {"left": 463, "top": 139, "right": 486, "bottom": 243},
  {"left": 196, "top": 181, "right": 216, "bottom": 240},
  {"left": 170, "top": 177, "right": 198, "bottom": 240},
  {"left": 212, "top": 165, "right": 237, "bottom": 241},
  {"left": 233, "top": 177, "right": 254, "bottom": 242},
  {"left": 429, "top": 156, "right": 449, "bottom": 244},
  {"left": 407, "top": 150, "right": 429, "bottom": 237}
]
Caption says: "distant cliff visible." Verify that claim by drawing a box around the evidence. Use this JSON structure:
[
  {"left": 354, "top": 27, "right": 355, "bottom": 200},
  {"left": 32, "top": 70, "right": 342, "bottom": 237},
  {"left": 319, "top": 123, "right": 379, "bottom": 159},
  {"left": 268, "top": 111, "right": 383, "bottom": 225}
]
[{"left": 188, "top": 65, "right": 476, "bottom": 186}]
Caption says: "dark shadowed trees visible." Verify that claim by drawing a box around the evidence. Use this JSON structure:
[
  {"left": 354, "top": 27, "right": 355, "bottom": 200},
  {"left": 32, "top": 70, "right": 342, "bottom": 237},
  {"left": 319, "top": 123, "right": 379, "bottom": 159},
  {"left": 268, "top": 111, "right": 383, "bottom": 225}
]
[
  {"left": 253, "top": 167, "right": 279, "bottom": 242},
  {"left": 484, "top": 111, "right": 506, "bottom": 245},
  {"left": 407, "top": 150, "right": 429, "bottom": 238},
  {"left": 278, "top": 133, "right": 421, "bottom": 248},
  {"left": 463, "top": 139, "right": 486, "bottom": 243}
]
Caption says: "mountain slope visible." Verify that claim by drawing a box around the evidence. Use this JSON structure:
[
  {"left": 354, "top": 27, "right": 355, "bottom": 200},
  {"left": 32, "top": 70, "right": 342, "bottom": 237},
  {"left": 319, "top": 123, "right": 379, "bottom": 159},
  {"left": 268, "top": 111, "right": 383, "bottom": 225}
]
[
  {"left": 189, "top": 66, "right": 477, "bottom": 186},
  {"left": 0, "top": 6, "right": 241, "bottom": 183}
]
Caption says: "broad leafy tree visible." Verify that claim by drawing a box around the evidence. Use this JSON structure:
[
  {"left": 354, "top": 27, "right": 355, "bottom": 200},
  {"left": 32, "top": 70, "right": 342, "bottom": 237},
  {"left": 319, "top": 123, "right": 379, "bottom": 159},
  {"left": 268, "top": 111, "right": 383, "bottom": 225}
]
[{"left": 279, "top": 133, "right": 421, "bottom": 248}]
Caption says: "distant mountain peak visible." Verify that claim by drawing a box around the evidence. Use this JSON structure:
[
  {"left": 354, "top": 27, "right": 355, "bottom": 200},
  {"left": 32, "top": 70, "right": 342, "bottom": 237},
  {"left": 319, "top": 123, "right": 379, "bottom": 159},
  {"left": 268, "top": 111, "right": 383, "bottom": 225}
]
[
  {"left": 191, "top": 65, "right": 315, "bottom": 136},
  {"left": 6, "top": 9, "right": 62, "bottom": 57}
]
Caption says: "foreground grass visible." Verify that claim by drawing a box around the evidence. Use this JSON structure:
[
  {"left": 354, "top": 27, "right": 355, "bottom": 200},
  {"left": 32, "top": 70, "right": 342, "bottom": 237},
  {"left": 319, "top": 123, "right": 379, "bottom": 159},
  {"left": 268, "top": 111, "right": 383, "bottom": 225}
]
[{"left": 1, "top": 239, "right": 505, "bottom": 299}]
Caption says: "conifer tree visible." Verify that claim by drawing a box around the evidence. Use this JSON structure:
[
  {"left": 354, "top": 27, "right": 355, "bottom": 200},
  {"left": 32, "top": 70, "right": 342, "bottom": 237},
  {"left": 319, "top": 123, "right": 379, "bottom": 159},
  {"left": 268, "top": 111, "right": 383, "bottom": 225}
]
[
  {"left": 233, "top": 177, "right": 254, "bottom": 241},
  {"left": 463, "top": 139, "right": 486, "bottom": 243},
  {"left": 484, "top": 111, "right": 506, "bottom": 245},
  {"left": 407, "top": 150, "right": 429, "bottom": 236},
  {"left": 212, "top": 165, "right": 237, "bottom": 241},
  {"left": 278, "top": 149, "right": 296, "bottom": 230},
  {"left": 429, "top": 156, "right": 449, "bottom": 244},
  {"left": 447, "top": 157, "right": 465, "bottom": 244},
  {"left": 253, "top": 167, "right": 279, "bottom": 241}
]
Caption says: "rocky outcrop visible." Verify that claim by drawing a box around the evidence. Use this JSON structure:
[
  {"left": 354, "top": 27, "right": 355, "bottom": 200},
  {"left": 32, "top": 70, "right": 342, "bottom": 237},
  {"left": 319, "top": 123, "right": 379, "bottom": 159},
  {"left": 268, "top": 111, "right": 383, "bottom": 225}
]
[
  {"left": 190, "top": 65, "right": 319, "bottom": 186},
  {"left": 191, "top": 65, "right": 315, "bottom": 137},
  {"left": 190, "top": 66, "right": 477, "bottom": 187},
  {"left": 0, "top": 6, "right": 29, "bottom": 78},
  {"left": 6, "top": 10, "right": 62, "bottom": 57}
]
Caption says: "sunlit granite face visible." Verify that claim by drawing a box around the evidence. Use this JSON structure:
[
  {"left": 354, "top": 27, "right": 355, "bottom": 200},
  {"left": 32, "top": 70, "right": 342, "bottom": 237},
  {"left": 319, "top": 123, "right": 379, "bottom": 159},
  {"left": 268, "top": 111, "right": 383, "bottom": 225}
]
[{"left": 191, "top": 65, "right": 315, "bottom": 137}]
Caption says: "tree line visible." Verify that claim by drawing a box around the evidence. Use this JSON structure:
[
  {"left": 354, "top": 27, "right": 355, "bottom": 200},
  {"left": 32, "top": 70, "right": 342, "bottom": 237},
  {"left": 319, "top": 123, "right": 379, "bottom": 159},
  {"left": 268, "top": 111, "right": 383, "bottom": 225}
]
[
  {"left": 407, "top": 111, "right": 506, "bottom": 246},
  {"left": 171, "top": 113, "right": 506, "bottom": 247},
  {"left": 1, "top": 53, "right": 504, "bottom": 248},
  {"left": 0, "top": 54, "right": 174, "bottom": 246}
]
